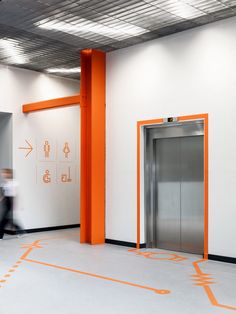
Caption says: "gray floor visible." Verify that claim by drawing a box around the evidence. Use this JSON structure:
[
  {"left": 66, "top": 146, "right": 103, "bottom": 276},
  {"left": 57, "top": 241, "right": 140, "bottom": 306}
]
[{"left": 0, "top": 229, "right": 236, "bottom": 314}]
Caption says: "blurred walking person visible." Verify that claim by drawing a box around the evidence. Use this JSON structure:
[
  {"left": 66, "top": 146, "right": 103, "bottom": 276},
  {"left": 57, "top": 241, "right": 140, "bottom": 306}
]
[{"left": 0, "top": 169, "right": 23, "bottom": 240}]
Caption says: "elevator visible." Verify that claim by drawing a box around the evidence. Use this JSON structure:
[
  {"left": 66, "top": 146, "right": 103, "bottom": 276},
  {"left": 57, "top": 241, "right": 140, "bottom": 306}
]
[{"left": 145, "top": 120, "right": 204, "bottom": 255}]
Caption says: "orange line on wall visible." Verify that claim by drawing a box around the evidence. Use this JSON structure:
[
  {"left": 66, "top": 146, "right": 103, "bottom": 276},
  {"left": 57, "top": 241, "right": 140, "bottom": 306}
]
[
  {"left": 138, "top": 118, "right": 164, "bottom": 127},
  {"left": 137, "top": 122, "right": 141, "bottom": 249},
  {"left": 22, "top": 95, "right": 80, "bottom": 113},
  {"left": 204, "top": 117, "right": 209, "bottom": 260},
  {"left": 178, "top": 113, "right": 208, "bottom": 122}
]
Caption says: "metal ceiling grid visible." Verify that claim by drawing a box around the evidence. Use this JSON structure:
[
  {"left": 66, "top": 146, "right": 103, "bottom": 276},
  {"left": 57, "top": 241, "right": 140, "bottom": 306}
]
[{"left": 0, "top": 0, "right": 236, "bottom": 79}]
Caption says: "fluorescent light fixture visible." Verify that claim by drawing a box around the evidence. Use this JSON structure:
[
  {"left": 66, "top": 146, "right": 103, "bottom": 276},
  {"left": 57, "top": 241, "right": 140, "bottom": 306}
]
[
  {"left": 157, "top": 1, "right": 206, "bottom": 19},
  {"left": 46, "top": 67, "right": 81, "bottom": 74},
  {"left": 0, "top": 38, "right": 27, "bottom": 64},
  {"left": 35, "top": 18, "right": 149, "bottom": 41}
]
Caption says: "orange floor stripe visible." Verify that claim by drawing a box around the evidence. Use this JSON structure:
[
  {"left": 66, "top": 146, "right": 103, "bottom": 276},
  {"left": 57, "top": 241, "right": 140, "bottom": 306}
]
[
  {"left": 0, "top": 259, "right": 22, "bottom": 287},
  {"left": 193, "top": 260, "right": 236, "bottom": 311},
  {"left": 0, "top": 233, "right": 79, "bottom": 290},
  {"left": 129, "top": 249, "right": 236, "bottom": 311},
  {"left": 18, "top": 234, "right": 170, "bottom": 295},
  {"left": 23, "top": 257, "right": 170, "bottom": 295},
  {"left": 1, "top": 231, "right": 235, "bottom": 312},
  {"left": 129, "top": 248, "right": 188, "bottom": 262}
]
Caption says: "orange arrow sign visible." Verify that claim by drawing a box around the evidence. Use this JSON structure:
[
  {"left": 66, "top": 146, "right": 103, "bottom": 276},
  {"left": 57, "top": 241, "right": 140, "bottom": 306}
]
[{"left": 18, "top": 140, "right": 33, "bottom": 157}]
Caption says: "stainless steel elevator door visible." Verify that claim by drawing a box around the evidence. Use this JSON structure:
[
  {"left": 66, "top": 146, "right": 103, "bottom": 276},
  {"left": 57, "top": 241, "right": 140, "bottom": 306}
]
[
  {"left": 154, "top": 138, "right": 181, "bottom": 251},
  {"left": 180, "top": 136, "right": 204, "bottom": 254},
  {"left": 154, "top": 136, "right": 204, "bottom": 254}
]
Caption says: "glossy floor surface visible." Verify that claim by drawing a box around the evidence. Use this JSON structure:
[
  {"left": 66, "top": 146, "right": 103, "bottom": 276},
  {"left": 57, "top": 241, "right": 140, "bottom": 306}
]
[{"left": 0, "top": 229, "right": 235, "bottom": 314}]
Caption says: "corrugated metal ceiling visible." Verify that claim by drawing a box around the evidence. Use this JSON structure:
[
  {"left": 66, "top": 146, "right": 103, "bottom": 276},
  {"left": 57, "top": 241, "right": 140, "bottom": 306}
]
[{"left": 0, "top": 0, "right": 235, "bottom": 79}]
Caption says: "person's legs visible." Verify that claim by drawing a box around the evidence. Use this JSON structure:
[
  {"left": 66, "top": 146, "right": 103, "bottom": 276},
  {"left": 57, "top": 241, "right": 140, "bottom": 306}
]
[
  {"left": 0, "top": 217, "right": 5, "bottom": 239},
  {"left": 13, "top": 221, "right": 24, "bottom": 236},
  {"left": 0, "top": 216, "right": 10, "bottom": 238},
  {"left": 7, "top": 197, "right": 24, "bottom": 236},
  {"left": 0, "top": 198, "right": 11, "bottom": 239}
]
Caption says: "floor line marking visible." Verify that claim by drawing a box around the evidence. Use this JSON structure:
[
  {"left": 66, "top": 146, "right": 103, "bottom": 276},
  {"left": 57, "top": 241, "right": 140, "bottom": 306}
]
[
  {"left": 0, "top": 233, "right": 78, "bottom": 290},
  {"left": 18, "top": 238, "right": 170, "bottom": 295},
  {"left": 20, "top": 240, "right": 43, "bottom": 259},
  {"left": 0, "top": 259, "right": 22, "bottom": 288},
  {"left": 192, "top": 259, "right": 236, "bottom": 311},
  {"left": 128, "top": 248, "right": 188, "bottom": 262},
  {"left": 23, "top": 257, "right": 170, "bottom": 295},
  {"left": 1, "top": 231, "right": 235, "bottom": 310},
  {"left": 128, "top": 249, "right": 236, "bottom": 311}
]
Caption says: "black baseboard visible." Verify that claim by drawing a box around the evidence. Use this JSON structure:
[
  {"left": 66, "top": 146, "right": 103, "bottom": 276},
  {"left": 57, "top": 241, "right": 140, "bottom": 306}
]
[
  {"left": 208, "top": 254, "right": 236, "bottom": 264},
  {"left": 5, "top": 224, "right": 80, "bottom": 235},
  {"left": 5, "top": 230, "right": 15, "bottom": 235},
  {"left": 105, "top": 238, "right": 146, "bottom": 248}
]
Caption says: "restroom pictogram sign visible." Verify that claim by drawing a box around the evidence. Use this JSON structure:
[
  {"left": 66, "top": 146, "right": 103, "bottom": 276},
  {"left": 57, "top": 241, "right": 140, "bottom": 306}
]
[
  {"left": 44, "top": 140, "right": 50, "bottom": 158},
  {"left": 61, "top": 167, "right": 72, "bottom": 183},
  {"left": 43, "top": 170, "right": 51, "bottom": 183},
  {"left": 63, "top": 142, "right": 70, "bottom": 158}
]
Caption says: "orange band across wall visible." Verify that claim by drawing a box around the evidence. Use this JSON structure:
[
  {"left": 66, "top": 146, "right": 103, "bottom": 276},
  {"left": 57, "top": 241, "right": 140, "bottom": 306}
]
[
  {"left": 23, "top": 95, "right": 80, "bottom": 112},
  {"left": 137, "top": 114, "right": 209, "bottom": 259}
]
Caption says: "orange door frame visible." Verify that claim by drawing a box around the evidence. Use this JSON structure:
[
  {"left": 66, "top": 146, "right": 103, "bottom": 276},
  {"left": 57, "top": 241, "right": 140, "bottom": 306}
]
[
  {"left": 137, "top": 114, "right": 209, "bottom": 259},
  {"left": 23, "top": 49, "right": 106, "bottom": 245}
]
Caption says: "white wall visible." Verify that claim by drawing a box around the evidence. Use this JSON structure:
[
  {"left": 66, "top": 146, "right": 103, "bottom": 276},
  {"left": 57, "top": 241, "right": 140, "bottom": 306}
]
[
  {"left": 0, "top": 113, "right": 12, "bottom": 170},
  {"left": 106, "top": 16, "right": 236, "bottom": 258},
  {"left": 0, "top": 65, "right": 80, "bottom": 229}
]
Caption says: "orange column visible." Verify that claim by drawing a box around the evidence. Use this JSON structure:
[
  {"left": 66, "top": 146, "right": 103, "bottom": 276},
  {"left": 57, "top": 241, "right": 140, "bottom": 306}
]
[{"left": 80, "top": 49, "right": 106, "bottom": 244}]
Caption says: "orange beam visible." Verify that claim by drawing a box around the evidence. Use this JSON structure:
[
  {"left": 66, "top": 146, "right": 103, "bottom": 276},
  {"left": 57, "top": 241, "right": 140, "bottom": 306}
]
[
  {"left": 80, "top": 49, "right": 92, "bottom": 244},
  {"left": 80, "top": 49, "right": 106, "bottom": 245},
  {"left": 23, "top": 95, "right": 80, "bottom": 113}
]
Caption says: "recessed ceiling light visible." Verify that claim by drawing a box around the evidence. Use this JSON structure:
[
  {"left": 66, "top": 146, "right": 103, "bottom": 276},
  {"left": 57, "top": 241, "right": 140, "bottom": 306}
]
[
  {"left": 156, "top": 1, "right": 206, "bottom": 20},
  {"left": 35, "top": 18, "right": 149, "bottom": 41},
  {"left": 0, "top": 38, "right": 27, "bottom": 64},
  {"left": 46, "top": 67, "right": 81, "bottom": 74}
]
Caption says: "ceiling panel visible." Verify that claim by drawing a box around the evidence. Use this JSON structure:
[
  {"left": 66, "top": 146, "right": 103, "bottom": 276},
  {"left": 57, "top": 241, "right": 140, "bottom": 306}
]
[{"left": 0, "top": 0, "right": 235, "bottom": 79}]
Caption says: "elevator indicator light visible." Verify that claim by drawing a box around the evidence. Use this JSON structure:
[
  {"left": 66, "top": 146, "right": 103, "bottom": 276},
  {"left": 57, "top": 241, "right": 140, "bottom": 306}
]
[{"left": 163, "top": 117, "right": 177, "bottom": 123}]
